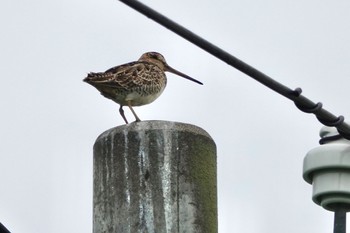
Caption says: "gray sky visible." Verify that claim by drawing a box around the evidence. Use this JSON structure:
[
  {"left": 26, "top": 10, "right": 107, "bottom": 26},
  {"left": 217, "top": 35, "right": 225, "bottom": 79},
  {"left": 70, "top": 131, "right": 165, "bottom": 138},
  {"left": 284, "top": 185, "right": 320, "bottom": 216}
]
[{"left": 1, "top": 0, "right": 350, "bottom": 232}]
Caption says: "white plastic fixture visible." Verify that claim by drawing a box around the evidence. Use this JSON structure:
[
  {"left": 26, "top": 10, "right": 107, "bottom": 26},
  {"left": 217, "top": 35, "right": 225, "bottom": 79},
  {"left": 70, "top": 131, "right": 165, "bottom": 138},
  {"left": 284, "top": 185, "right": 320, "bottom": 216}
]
[{"left": 303, "top": 126, "right": 350, "bottom": 211}]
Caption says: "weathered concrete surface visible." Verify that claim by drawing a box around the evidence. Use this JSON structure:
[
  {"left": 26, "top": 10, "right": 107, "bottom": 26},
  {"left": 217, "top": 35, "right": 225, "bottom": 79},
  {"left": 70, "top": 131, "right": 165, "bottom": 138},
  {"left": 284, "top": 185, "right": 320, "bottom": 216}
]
[{"left": 93, "top": 120, "right": 217, "bottom": 233}]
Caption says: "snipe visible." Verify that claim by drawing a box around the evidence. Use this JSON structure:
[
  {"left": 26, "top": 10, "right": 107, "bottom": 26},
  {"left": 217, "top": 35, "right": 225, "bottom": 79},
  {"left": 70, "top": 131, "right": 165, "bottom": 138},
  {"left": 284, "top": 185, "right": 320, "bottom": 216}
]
[{"left": 83, "top": 52, "right": 203, "bottom": 124}]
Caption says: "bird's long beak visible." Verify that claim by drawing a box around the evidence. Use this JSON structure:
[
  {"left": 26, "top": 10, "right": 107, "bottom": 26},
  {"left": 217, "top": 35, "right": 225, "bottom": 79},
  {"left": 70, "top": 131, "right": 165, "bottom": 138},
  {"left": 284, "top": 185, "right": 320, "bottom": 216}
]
[{"left": 166, "top": 65, "right": 203, "bottom": 85}]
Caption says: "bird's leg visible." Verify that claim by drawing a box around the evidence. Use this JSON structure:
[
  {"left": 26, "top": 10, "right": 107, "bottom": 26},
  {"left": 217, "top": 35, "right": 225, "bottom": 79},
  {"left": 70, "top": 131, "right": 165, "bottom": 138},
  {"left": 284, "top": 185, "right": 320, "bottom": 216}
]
[
  {"left": 119, "top": 105, "right": 129, "bottom": 124},
  {"left": 127, "top": 101, "right": 141, "bottom": 122}
]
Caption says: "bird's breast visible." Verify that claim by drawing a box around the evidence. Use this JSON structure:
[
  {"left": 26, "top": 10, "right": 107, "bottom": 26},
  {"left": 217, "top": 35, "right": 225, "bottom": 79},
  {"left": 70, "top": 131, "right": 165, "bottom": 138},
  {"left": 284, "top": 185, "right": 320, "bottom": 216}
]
[{"left": 123, "top": 84, "right": 166, "bottom": 106}]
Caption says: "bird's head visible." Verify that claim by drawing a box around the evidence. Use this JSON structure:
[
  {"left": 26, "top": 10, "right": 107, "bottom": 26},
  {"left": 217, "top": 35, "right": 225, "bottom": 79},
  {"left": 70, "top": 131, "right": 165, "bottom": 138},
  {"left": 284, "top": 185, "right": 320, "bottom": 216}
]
[
  {"left": 138, "top": 52, "right": 168, "bottom": 70},
  {"left": 138, "top": 52, "right": 203, "bottom": 85}
]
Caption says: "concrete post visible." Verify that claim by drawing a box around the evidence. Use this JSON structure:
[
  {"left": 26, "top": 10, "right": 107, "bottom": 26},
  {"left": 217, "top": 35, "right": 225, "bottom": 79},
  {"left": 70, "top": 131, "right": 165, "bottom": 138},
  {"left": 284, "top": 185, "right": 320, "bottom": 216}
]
[{"left": 93, "top": 120, "right": 217, "bottom": 233}]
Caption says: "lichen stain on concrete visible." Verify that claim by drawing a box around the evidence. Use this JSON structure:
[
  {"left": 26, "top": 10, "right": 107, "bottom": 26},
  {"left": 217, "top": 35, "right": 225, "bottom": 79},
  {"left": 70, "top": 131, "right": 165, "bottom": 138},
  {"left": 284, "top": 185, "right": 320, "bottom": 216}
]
[{"left": 183, "top": 133, "right": 217, "bottom": 233}]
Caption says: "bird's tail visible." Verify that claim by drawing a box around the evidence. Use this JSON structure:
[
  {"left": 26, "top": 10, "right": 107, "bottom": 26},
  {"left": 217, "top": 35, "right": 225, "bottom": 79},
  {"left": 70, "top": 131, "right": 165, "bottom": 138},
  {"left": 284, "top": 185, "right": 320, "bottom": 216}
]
[{"left": 83, "top": 72, "right": 114, "bottom": 84}]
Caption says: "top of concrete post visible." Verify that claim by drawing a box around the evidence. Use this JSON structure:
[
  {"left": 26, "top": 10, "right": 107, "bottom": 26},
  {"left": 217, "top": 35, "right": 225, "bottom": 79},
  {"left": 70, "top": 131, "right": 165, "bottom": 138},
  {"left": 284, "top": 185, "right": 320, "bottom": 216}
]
[{"left": 96, "top": 120, "right": 214, "bottom": 142}]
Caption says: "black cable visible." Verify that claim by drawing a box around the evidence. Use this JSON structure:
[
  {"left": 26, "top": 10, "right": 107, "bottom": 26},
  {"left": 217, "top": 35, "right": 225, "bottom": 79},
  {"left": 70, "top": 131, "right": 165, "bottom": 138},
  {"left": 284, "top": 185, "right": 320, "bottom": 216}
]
[
  {"left": 0, "top": 223, "right": 11, "bottom": 233},
  {"left": 118, "top": 0, "right": 350, "bottom": 140}
]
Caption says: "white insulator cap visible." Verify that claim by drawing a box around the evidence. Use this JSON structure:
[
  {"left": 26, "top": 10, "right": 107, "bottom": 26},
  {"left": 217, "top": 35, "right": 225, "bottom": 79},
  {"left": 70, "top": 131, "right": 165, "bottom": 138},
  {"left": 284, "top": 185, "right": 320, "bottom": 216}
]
[{"left": 303, "top": 126, "right": 350, "bottom": 211}]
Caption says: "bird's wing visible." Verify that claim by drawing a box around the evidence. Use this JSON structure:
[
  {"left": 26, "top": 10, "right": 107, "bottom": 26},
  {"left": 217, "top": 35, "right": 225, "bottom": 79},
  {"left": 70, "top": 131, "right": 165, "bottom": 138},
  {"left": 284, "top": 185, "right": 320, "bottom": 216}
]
[{"left": 99, "top": 61, "right": 165, "bottom": 89}]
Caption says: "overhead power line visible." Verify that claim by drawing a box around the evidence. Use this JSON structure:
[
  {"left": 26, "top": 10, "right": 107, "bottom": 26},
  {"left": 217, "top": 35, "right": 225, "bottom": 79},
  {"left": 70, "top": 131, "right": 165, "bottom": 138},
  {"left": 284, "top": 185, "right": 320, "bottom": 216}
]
[{"left": 118, "top": 0, "right": 350, "bottom": 140}]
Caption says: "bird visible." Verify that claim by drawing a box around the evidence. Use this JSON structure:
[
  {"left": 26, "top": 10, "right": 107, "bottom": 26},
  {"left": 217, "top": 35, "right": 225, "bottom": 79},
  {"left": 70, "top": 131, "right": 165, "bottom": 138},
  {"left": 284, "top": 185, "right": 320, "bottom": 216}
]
[{"left": 83, "top": 52, "right": 203, "bottom": 124}]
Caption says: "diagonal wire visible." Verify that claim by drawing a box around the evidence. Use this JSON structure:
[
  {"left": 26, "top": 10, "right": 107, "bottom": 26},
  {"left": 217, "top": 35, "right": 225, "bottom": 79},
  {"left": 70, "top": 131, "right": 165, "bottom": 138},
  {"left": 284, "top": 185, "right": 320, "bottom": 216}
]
[{"left": 118, "top": 0, "right": 350, "bottom": 140}]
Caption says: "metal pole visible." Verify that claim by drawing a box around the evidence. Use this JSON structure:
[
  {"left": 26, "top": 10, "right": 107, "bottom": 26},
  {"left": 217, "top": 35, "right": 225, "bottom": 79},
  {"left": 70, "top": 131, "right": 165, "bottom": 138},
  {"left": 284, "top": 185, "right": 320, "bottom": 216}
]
[
  {"left": 93, "top": 121, "right": 217, "bottom": 233},
  {"left": 334, "top": 209, "right": 347, "bottom": 233}
]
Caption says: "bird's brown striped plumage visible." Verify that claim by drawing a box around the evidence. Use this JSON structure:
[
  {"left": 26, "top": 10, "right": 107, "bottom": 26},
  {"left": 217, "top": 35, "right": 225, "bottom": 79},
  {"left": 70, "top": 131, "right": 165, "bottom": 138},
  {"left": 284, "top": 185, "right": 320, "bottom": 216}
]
[{"left": 84, "top": 52, "right": 202, "bottom": 124}]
